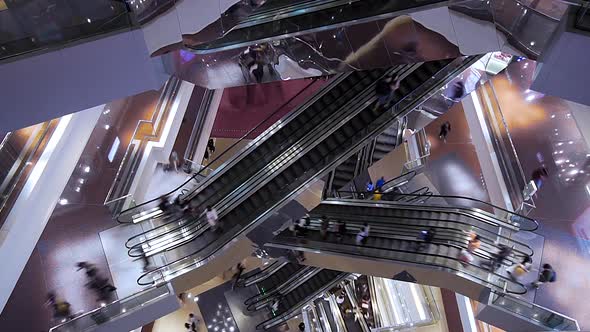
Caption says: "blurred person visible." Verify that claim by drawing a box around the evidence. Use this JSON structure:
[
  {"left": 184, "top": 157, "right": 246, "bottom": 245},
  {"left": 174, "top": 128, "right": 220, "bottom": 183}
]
[
  {"left": 531, "top": 166, "right": 549, "bottom": 190},
  {"left": 335, "top": 220, "right": 347, "bottom": 242},
  {"left": 356, "top": 223, "right": 370, "bottom": 245},
  {"left": 207, "top": 138, "right": 216, "bottom": 155},
  {"left": 507, "top": 255, "right": 532, "bottom": 281},
  {"left": 299, "top": 322, "right": 305, "bottom": 331},
  {"left": 320, "top": 216, "right": 330, "bottom": 240},
  {"left": 170, "top": 150, "right": 180, "bottom": 172},
  {"left": 46, "top": 292, "right": 73, "bottom": 321},
  {"left": 416, "top": 227, "right": 436, "bottom": 251},
  {"left": 486, "top": 244, "right": 512, "bottom": 272},
  {"left": 271, "top": 297, "right": 280, "bottom": 312},
  {"left": 206, "top": 206, "right": 221, "bottom": 232},
  {"left": 376, "top": 176, "right": 386, "bottom": 191},
  {"left": 366, "top": 181, "right": 375, "bottom": 192},
  {"left": 158, "top": 195, "right": 172, "bottom": 213},
  {"left": 374, "top": 75, "right": 401, "bottom": 110},
  {"left": 439, "top": 121, "right": 451, "bottom": 142},
  {"left": 188, "top": 313, "right": 199, "bottom": 331},
  {"left": 372, "top": 189, "right": 382, "bottom": 201},
  {"left": 447, "top": 81, "right": 465, "bottom": 102},
  {"left": 459, "top": 232, "right": 480, "bottom": 265},
  {"left": 185, "top": 322, "right": 194, "bottom": 332},
  {"left": 532, "top": 263, "right": 556, "bottom": 288},
  {"left": 232, "top": 262, "right": 246, "bottom": 290},
  {"left": 140, "top": 246, "right": 151, "bottom": 272}
]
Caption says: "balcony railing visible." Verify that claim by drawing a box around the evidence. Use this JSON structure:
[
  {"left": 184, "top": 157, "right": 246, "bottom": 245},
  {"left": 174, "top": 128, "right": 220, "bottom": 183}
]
[
  {"left": 49, "top": 283, "right": 173, "bottom": 332},
  {"left": 489, "top": 292, "right": 580, "bottom": 331},
  {"left": 0, "top": 120, "right": 56, "bottom": 228}
]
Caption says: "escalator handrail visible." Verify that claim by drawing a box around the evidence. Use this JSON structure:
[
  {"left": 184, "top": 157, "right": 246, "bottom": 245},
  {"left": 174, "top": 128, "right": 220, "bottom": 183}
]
[
  {"left": 126, "top": 68, "right": 397, "bottom": 253},
  {"left": 238, "top": 260, "right": 282, "bottom": 287},
  {"left": 117, "top": 75, "right": 338, "bottom": 223},
  {"left": 135, "top": 58, "right": 476, "bottom": 285},
  {"left": 232, "top": 0, "right": 362, "bottom": 32},
  {"left": 256, "top": 272, "right": 350, "bottom": 330},
  {"left": 303, "top": 215, "right": 532, "bottom": 262},
  {"left": 314, "top": 202, "right": 535, "bottom": 256},
  {"left": 245, "top": 266, "right": 319, "bottom": 309},
  {"left": 124, "top": 69, "right": 389, "bottom": 252},
  {"left": 272, "top": 232, "right": 527, "bottom": 295},
  {"left": 332, "top": 190, "right": 539, "bottom": 231},
  {"left": 245, "top": 265, "right": 312, "bottom": 305}
]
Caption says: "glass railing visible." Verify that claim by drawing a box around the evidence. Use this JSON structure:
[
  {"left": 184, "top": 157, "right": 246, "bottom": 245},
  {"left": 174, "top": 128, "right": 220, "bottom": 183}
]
[
  {"left": 49, "top": 283, "right": 172, "bottom": 332},
  {"left": 331, "top": 190, "right": 538, "bottom": 231},
  {"left": 489, "top": 292, "right": 580, "bottom": 331},
  {"left": 475, "top": 80, "right": 535, "bottom": 215},
  {"left": 0, "top": 2, "right": 133, "bottom": 61},
  {"left": 404, "top": 128, "right": 430, "bottom": 171},
  {"left": 453, "top": 0, "right": 561, "bottom": 58},
  {"left": 0, "top": 120, "right": 56, "bottom": 227},
  {"left": 103, "top": 77, "right": 181, "bottom": 216}
]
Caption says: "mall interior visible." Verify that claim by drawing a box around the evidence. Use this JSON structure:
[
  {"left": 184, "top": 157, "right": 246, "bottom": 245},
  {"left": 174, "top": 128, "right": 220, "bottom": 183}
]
[{"left": 2, "top": 0, "right": 590, "bottom": 331}]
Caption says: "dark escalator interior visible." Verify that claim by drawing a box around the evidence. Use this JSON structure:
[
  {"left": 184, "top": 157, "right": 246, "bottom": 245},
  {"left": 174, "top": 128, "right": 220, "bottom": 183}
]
[
  {"left": 256, "top": 263, "right": 305, "bottom": 295},
  {"left": 120, "top": 57, "right": 478, "bottom": 286}
]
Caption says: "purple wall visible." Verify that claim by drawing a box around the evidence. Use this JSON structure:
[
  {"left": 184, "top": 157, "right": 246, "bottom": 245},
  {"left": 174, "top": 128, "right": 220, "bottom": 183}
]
[
  {"left": 532, "top": 8, "right": 590, "bottom": 107},
  {"left": 0, "top": 30, "right": 169, "bottom": 132}
]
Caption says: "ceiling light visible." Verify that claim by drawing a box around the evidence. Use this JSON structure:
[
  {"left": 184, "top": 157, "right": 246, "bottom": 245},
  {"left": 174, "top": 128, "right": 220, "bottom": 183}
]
[
  {"left": 104, "top": 125, "right": 110, "bottom": 130},
  {"left": 86, "top": 18, "right": 92, "bottom": 23},
  {"left": 58, "top": 198, "right": 68, "bottom": 205},
  {"left": 84, "top": 166, "right": 90, "bottom": 173}
]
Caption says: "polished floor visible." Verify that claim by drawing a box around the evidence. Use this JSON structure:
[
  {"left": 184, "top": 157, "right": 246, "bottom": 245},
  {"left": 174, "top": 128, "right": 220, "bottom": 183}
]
[
  {"left": 0, "top": 90, "right": 162, "bottom": 332},
  {"left": 490, "top": 59, "right": 590, "bottom": 328}
]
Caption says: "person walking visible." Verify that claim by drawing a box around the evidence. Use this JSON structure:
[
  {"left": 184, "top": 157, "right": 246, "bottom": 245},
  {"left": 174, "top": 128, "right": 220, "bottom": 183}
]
[
  {"left": 205, "top": 206, "right": 220, "bottom": 232},
  {"left": 366, "top": 181, "right": 375, "bottom": 193},
  {"left": 46, "top": 292, "right": 73, "bottom": 321},
  {"left": 531, "top": 166, "right": 549, "bottom": 190},
  {"left": 207, "top": 138, "right": 216, "bottom": 155},
  {"left": 439, "top": 121, "right": 451, "bottom": 142},
  {"left": 356, "top": 223, "right": 370, "bottom": 245},
  {"left": 507, "top": 255, "right": 532, "bottom": 281},
  {"left": 532, "top": 264, "right": 556, "bottom": 288},
  {"left": 188, "top": 313, "right": 199, "bottom": 331}
]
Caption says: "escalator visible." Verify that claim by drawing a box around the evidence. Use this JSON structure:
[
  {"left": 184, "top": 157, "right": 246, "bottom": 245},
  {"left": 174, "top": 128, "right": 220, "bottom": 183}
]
[
  {"left": 119, "top": 57, "right": 479, "bottom": 286},
  {"left": 267, "top": 191, "right": 538, "bottom": 297},
  {"left": 123, "top": 69, "right": 390, "bottom": 256},
  {"left": 255, "top": 269, "right": 349, "bottom": 330},
  {"left": 190, "top": 0, "right": 446, "bottom": 53},
  {"left": 327, "top": 118, "right": 406, "bottom": 192},
  {"left": 242, "top": 263, "right": 313, "bottom": 311}
]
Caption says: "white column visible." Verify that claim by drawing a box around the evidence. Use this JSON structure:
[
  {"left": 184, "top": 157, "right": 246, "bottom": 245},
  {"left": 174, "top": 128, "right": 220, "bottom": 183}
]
[{"left": 0, "top": 106, "right": 103, "bottom": 313}]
